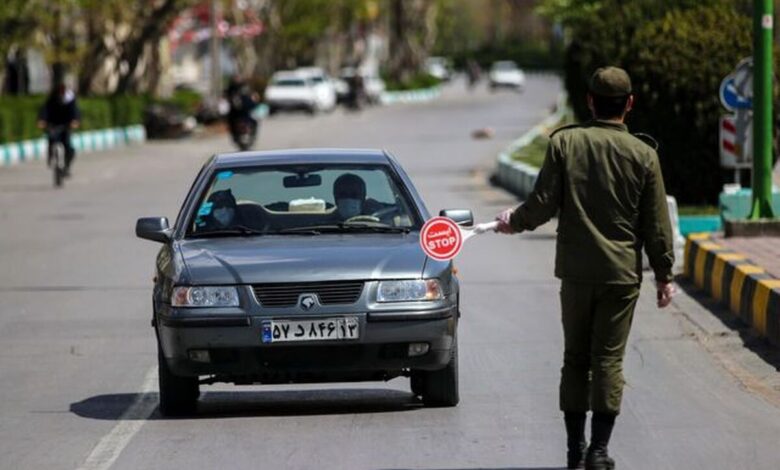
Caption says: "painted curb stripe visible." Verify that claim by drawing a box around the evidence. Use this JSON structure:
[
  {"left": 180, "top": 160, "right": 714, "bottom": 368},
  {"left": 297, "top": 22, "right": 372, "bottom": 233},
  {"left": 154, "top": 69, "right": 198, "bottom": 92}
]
[
  {"left": 1, "top": 125, "right": 146, "bottom": 168},
  {"left": 685, "top": 234, "right": 780, "bottom": 346}
]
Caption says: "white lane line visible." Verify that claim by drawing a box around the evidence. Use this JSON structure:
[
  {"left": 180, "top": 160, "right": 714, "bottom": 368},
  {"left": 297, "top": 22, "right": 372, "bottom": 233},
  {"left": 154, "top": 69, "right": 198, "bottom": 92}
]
[{"left": 76, "top": 366, "right": 158, "bottom": 470}]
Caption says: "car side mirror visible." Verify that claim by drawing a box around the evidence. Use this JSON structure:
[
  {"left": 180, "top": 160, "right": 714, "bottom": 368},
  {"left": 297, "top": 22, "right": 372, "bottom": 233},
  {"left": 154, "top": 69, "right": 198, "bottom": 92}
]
[
  {"left": 439, "top": 209, "right": 474, "bottom": 227},
  {"left": 136, "top": 217, "right": 172, "bottom": 243}
]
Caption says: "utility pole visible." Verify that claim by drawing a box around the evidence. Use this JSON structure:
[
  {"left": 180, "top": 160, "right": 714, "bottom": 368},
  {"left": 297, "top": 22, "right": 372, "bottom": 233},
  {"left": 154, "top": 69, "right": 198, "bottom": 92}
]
[
  {"left": 210, "top": 0, "right": 222, "bottom": 106},
  {"left": 749, "top": 0, "right": 775, "bottom": 219}
]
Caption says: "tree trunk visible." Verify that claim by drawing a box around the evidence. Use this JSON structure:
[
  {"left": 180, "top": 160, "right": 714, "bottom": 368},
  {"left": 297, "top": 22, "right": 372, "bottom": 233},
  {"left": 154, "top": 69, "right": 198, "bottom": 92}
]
[
  {"left": 114, "top": 0, "right": 183, "bottom": 95},
  {"left": 386, "top": 0, "right": 438, "bottom": 84}
]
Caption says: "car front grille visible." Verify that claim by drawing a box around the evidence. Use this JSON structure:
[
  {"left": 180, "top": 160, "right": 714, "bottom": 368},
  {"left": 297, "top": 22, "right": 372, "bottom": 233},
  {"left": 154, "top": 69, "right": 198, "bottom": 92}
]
[{"left": 252, "top": 281, "right": 365, "bottom": 307}]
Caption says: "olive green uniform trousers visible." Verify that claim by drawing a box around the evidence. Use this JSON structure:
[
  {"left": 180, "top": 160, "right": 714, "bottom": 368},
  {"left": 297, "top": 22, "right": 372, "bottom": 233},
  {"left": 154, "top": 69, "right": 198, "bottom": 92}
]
[{"left": 559, "top": 280, "right": 640, "bottom": 415}]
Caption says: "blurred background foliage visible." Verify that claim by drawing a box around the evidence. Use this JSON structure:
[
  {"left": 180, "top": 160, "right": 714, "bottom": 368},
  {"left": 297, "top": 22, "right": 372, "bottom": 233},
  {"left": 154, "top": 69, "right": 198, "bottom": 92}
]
[
  {"left": 0, "top": 0, "right": 776, "bottom": 204},
  {"left": 540, "top": 0, "right": 780, "bottom": 204}
]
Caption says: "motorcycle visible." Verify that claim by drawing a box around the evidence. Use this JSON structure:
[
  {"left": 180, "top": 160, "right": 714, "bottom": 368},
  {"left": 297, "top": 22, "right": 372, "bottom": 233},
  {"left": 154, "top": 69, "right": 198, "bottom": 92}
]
[{"left": 230, "top": 116, "right": 258, "bottom": 151}]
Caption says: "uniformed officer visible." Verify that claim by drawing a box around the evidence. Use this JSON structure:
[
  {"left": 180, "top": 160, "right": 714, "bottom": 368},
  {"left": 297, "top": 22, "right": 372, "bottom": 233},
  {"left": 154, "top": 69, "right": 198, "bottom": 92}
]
[{"left": 494, "top": 67, "right": 676, "bottom": 469}]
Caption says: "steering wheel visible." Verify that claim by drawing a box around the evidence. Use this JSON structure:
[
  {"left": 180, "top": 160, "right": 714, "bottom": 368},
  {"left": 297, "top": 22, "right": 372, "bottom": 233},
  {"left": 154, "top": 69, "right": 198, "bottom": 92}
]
[
  {"left": 370, "top": 206, "right": 399, "bottom": 219},
  {"left": 345, "top": 214, "right": 381, "bottom": 223}
]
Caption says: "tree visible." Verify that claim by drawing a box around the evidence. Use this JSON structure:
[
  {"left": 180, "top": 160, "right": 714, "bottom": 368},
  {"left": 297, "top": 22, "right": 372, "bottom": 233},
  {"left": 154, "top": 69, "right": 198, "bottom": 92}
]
[{"left": 385, "top": 0, "right": 439, "bottom": 83}]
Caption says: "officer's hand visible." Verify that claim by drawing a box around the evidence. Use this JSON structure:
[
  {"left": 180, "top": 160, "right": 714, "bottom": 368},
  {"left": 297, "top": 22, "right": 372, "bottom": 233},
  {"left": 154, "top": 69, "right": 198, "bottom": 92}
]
[
  {"left": 656, "top": 281, "right": 676, "bottom": 308},
  {"left": 494, "top": 208, "right": 516, "bottom": 234}
]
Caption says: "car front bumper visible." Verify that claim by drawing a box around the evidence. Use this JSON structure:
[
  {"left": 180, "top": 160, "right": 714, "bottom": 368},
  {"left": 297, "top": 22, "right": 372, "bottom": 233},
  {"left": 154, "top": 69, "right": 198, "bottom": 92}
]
[{"left": 156, "top": 308, "right": 457, "bottom": 383}]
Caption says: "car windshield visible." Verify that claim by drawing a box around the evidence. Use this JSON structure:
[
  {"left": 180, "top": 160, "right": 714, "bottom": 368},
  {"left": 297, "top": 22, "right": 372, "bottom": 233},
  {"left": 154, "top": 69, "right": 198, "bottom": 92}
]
[
  {"left": 493, "top": 62, "right": 517, "bottom": 71},
  {"left": 188, "top": 164, "right": 421, "bottom": 237},
  {"left": 273, "top": 79, "right": 306, "bottom": 87}
]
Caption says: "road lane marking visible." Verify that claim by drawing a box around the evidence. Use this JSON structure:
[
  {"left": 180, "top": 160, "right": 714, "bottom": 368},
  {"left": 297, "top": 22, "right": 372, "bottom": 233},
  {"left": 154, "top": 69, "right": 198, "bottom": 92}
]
[{"left": 76, "top": 366, "right": 157, "bottom": 470}]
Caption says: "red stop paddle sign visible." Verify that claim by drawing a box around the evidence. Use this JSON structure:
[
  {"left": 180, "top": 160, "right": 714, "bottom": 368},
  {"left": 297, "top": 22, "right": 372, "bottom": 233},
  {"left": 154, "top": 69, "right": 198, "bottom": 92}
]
[{"left": 420, "top": 217, "right": 463, "bottom": 261}]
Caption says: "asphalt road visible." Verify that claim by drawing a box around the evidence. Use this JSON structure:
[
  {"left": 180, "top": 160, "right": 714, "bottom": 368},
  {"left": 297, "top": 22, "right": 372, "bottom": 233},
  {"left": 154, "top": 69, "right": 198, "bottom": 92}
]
[{"left": 2, "top": 77, "right": 780, "bottom": 470}]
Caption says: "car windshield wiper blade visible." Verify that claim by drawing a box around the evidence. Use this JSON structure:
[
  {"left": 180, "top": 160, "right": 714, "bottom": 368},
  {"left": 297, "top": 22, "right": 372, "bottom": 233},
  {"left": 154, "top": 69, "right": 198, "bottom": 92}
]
[
  {"left": 340, "top": 224, "right": 412, "bottom": 233},
  {"left": 189, "top": 225, "right": 266, "bottom": 238},
  {"left": 278, "top": 224, "right": 411, "bottom": 234}
]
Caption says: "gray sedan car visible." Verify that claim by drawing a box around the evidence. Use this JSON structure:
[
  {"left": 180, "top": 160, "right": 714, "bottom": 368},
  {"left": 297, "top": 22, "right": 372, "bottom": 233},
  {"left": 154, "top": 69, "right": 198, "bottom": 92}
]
[{"left": 136, "top": 149, "right": 473, "bottom": 416}]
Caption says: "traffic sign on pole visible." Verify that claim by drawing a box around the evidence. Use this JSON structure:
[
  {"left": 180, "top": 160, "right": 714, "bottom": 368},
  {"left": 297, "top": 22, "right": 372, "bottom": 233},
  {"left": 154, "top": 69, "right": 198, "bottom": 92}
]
[{"left": 720, "top": 114, "right": 752, "bottom": 169}]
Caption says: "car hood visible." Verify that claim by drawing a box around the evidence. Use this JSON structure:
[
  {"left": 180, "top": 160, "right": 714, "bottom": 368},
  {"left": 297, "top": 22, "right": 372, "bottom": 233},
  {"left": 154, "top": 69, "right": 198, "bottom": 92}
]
[{"left": 177, "top": 234, "right": 426, "bottom": 285}]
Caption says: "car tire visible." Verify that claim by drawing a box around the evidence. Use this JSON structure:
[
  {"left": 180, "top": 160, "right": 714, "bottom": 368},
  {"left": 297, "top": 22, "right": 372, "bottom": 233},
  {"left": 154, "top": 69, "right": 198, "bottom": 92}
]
[
  {"left": 412, "top": 335, "right": 459, "bottom": 407},
  {"left": 158, "top": 347, "right": 199, "bottom": 417}
]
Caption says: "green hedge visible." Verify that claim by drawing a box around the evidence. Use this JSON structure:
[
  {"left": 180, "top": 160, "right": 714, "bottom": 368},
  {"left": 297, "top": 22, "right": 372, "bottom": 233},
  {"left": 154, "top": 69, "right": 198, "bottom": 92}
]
[
  {"left": 383, "top": 72, "right": 441, "bottom": 92},
  {"left": 450, "top": 41, "right": 564, "bottom": 72},
  {"left": 562, "top": 1, "right": 775, "bottom": 205},
  {"left": 0, "top": 91, "right": 202, "bottom": 144}
]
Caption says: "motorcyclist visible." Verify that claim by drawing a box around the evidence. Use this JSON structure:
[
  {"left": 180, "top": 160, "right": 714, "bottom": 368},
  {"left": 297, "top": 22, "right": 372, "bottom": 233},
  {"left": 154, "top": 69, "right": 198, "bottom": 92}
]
[
  {"left": 344, "top": 71, "right": 366, "bottom": 111},
  {"left": 37, "top": 83, "right": 81, "bottom": 176},
  {"left": 466, "top": 58, "right": 482, "bottom": 90},
  {"left": 224, "top": 75, "right": 259, "bottom": 146}
]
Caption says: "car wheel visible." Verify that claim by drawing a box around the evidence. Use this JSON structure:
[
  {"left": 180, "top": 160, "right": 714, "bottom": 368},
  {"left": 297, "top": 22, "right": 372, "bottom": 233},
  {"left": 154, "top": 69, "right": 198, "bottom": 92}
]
[
  {"left": 413, "top": 335, "right": 459, "bottom": 407},
  {"left": 158, "top": 346, "right": 199, "bottom": 417}
]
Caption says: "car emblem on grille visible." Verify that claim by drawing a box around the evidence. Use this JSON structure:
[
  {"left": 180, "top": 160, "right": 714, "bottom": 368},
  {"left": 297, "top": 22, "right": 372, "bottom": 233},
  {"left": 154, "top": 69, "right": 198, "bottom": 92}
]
[{"left": 300, "top": 295, "right": 317, "bottom": 310}]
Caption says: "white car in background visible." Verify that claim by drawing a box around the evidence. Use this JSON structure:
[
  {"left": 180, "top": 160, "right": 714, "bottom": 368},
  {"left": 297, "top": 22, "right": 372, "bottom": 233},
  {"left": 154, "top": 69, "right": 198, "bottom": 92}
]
[
  {"left": 489, "top": 61, "right": 526, "bottom": 91},
  {"left": 296, "top": 67, "right": 337, "bottom": 112},
  {"left": 264, "top": 71, "right": 319, "bottom": 115}
]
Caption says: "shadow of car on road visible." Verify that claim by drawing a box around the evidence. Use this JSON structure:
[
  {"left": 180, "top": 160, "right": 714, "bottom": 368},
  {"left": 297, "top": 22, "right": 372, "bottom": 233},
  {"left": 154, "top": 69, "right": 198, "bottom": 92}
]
[
  {"left": 381, "top": 467, "right": 567, "bottom": 470},
  {"left": 70, "top": 388, "right": 424, "bottom": 421}
]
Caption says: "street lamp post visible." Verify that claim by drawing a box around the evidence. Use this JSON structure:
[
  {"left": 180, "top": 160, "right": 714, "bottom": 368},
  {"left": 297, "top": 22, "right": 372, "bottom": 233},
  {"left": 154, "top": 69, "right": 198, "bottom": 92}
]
[{"left": 749, "top": 0, "right": 775, "bottom": 219}]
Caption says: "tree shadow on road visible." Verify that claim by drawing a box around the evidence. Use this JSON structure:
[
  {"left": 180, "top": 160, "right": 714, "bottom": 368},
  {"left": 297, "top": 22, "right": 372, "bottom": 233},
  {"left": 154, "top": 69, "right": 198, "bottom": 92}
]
[{"left": 70, "top": 388, "right": 424, "bottom": 421}]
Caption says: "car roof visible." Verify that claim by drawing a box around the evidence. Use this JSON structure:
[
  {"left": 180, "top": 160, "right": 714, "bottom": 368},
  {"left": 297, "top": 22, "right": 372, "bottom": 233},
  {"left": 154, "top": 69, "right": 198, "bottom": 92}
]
[
  {"left": 211, "top": 148, "right": 392, "bottom": 168},
  {"left": 271, "top": 70, "right": 307, "bottom": 80},
  {"left": 296, "top": 66, "right": 325, "bottom": 75}
]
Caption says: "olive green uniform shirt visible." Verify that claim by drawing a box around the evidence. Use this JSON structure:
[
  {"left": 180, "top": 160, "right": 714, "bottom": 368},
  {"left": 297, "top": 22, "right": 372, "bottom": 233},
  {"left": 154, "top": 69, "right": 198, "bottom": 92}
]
[{"left": 510, "top": 120, "right": 675, "bottom": 284}]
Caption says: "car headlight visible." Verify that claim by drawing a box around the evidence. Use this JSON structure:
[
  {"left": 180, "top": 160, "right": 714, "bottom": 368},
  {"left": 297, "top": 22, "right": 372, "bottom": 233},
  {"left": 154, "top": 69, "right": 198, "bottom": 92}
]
[
  {"left": 172, "top": 286, "right": 239, "bottom": 307},
  {"left": 376, "top": 279, "right": 443, "bottom": 303}
]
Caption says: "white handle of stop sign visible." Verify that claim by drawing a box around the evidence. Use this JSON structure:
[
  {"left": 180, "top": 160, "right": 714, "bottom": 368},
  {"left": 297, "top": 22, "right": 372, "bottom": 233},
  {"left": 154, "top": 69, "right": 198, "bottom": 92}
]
[{"left": 460, "top": 221, "right": 499, "bottom": 241}]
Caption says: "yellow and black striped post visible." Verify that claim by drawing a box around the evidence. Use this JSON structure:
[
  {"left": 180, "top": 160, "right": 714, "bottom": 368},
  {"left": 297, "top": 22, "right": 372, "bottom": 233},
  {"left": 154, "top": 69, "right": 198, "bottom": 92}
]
[{"left": 684, "top": 233, "right": 780, "bottom": 345}]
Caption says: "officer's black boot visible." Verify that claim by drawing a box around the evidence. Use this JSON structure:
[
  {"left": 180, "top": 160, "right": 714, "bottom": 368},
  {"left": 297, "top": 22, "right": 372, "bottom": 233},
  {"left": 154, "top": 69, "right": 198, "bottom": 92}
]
[
  {"left": 586, "top": 412, "right": 616, "bottom": 470},
  {"left": 564, "top": 412, "right": 587, "bottom": 469}
]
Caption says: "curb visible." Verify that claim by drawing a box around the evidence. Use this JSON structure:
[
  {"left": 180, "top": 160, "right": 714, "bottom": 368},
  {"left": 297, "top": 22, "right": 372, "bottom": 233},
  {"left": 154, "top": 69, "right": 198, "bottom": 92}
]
[
  {"left": 1, "top": 125, "right": 146, "bottom": 167},
  {"left": 684, "top": 233, "right": 780, "bottom": 347},
  {"left": 380, "top": 86, "right": 441, "bottom": 105},
  {"left": 494, "top": 93, "right": 568, "bottom": 198}
]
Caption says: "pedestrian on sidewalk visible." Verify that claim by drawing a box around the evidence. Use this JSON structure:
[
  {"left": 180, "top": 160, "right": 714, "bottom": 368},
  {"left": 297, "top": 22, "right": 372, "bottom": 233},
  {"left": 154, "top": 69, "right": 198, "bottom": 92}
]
[{"left": 494, "top": 67, "right": 676, "bottom": 469}]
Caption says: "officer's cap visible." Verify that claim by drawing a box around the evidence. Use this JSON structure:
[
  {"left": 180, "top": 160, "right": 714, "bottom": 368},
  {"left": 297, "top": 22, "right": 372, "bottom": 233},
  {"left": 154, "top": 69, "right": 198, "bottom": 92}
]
[{"left": 589, "top": 67, "right": 632, "bottom": 97}]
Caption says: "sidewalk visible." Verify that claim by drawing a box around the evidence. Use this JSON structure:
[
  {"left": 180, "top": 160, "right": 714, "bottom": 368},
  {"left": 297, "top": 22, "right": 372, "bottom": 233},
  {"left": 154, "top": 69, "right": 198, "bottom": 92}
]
[{"left": 684, "top": 232, "right": 780, "bottom": 347}]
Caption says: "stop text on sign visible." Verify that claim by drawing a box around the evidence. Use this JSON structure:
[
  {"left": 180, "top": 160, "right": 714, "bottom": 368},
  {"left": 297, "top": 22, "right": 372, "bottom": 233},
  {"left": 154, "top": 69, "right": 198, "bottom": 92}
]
[{"left": 420, "top": 217, "right": 463, "bottom": 261}]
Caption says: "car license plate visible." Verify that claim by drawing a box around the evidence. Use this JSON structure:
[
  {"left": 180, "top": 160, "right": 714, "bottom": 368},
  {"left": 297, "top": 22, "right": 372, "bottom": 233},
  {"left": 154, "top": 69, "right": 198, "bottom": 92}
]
[{"left": 261, "top": 317, "right": 359, "bottom": 344}]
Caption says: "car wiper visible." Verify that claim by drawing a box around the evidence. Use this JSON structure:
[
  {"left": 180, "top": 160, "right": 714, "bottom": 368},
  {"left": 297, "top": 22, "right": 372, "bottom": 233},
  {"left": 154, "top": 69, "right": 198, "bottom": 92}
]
[
  {"left": 278, "top": 224, "right": 411, "bottom": 234},
  {"left": 339, "top": 224, "right": 412, "bottom": 234},
  {"left": 189, "top": 225, "right": 267, "bottom": 238}
]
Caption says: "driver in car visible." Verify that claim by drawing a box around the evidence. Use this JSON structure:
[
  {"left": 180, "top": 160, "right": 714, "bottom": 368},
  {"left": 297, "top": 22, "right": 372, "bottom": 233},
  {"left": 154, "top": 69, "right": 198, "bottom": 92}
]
[
  {"left": 198, "top": 189, "right": 245, "bottom": 230},
  {"left": 333, "top": 173, "right": 385, "bottom": 221}
]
